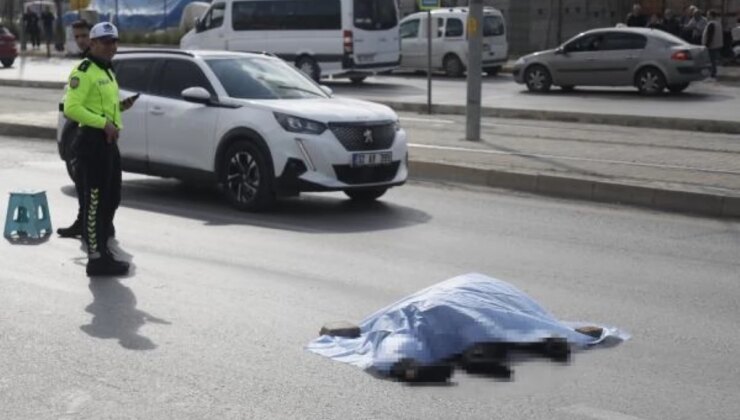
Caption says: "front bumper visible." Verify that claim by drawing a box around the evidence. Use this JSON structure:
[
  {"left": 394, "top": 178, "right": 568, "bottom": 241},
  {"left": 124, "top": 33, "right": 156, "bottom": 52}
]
[{"left": 271, "top": 126, "right": 409, "bottom": 195}]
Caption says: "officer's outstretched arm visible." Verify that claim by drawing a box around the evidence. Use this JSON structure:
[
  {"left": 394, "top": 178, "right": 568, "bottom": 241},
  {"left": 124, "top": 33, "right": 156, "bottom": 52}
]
[{"left": 64, "top": 69, "right": 107, "bottom": 129}]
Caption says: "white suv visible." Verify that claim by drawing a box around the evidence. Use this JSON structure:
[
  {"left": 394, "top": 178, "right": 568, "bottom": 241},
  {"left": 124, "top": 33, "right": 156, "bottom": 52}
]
[{"left": 57, "top": 50, "right": 408, "bottom": 211}]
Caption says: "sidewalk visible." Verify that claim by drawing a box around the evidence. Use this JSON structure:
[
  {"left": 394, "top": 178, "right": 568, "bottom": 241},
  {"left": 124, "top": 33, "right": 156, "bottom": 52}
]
[{"left": 0, "top": 101, "right": 737, "bottom": 218}]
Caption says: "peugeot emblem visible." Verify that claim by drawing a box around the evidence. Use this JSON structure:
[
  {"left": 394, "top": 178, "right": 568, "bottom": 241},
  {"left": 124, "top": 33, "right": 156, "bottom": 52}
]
[{"left": 363, "top": 129, "right": 374, "bottom": 144}]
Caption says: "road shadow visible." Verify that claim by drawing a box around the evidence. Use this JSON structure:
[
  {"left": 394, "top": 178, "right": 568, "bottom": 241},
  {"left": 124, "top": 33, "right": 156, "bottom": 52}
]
[
  {"left": 61, "top": 180, "right": 432, "bottom": 234},
  {"left": 80, "top": 278, "right": 170, "bottom": 351}
]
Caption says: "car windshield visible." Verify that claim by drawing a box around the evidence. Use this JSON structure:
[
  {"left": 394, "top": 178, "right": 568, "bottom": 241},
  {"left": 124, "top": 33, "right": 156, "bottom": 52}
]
[
  {"left": 0, "top": 26, "right": 9, "bottom": 35},
  {"left": 354, "top": 0, "right": 397, "bottom": 30},
  {"left": 206, "top": 57, "right": 328, "bottom": 100}
]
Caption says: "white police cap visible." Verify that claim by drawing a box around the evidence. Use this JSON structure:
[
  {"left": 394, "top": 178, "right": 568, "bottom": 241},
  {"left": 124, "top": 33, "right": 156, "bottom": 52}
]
[{"left": 90, "top": 22, "right": 119, "bottom": 40}]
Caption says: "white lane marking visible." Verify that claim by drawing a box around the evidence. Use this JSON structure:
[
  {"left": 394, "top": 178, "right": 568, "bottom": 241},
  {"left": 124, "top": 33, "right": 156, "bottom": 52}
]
[
  {"left": 558, "top": 404, "right": 648, "bottom": 420},
  {"left": 400, "top": 116, "right": 456, "bottom": 124},
  {"left": 408, "top": 143, "right": 740, "bottom": 176}
]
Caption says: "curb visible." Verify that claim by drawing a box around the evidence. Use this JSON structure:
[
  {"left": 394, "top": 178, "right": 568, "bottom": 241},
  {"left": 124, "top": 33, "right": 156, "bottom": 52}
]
[
  {"left": 2, "top": 120, "right": 737, "bottom": 219},
  {"left": 0, "top": 79, "right": 65, "bottom": 89},
  {"left": 377, "top": 101, "right": 740, "bottom": 135},
  {"left": 409, "top": 160, "right": 740, "bottom": 219}
]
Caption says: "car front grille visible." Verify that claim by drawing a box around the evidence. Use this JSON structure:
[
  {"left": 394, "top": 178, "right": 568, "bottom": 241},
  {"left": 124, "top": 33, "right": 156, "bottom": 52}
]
[
  {"left": 329, "top": 122, "right": 396, "bottom": 152},
  {"left": 333, "top": 162, "right": 400, "bottom": 185}
]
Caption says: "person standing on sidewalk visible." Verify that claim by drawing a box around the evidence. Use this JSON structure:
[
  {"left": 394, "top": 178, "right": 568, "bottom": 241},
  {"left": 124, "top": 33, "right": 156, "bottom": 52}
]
[
  {"left": 63, "top": 22, "right": 136, "bottom": 277},
  {"left": 626, "top": 4, "right": 648, "bottom": 27},
  {"left": 689, "top": 8, "right": 708, "bottom": 45},
  {"left": 40, "top": 8, "right": 55, "bottom": 51},
  {"left": 58, "top": 20, "right": 93, "bottom": 239},
  {"left": 703, "top": 10, "right": 724, "bottom": 79}
]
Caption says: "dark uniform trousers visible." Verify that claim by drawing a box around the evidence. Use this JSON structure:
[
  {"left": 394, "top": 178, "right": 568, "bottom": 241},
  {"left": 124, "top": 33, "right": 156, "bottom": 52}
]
[{"left": 74, "top": 126, "right": 121, "bottom": 257}]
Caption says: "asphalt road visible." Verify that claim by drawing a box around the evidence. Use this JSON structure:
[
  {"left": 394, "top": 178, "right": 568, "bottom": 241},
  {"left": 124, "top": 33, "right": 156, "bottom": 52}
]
[{"left": 1, "top": 136, "right": 739, "bottom": 420}]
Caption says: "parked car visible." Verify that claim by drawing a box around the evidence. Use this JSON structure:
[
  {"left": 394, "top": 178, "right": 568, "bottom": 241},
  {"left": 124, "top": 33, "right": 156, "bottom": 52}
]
[
  {"left": 180, "top": 0, "right": 400, "bottom": 83},
  {"left": 512, "top": 27, "right": 711, "bottom": 95},
  {"left": 398, "top": 7, "right": 508, "bottom": 77},
  {"left": 57, "top": 50, "right": 408, "bottom": 211},
  {"left": 0, "top": 25, "right": 18, "bottom": 68}
]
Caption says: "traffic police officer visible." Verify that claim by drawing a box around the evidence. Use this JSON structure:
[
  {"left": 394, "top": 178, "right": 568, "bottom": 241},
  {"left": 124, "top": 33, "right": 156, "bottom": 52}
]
[{"left": 64, "top": 22, "right": 135, "bottom": 276}]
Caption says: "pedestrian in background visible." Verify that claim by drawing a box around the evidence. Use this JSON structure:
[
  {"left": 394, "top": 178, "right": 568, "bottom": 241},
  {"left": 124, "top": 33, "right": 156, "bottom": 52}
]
[
  {"left": 41, "top": 8, "right": 54, "bottom": 47},
  {"left": 688, "top": 8, "right": 708, "bottom": 45},
  {"left": 626, "top": 4, "right": 648, "bottom": 27},
  {"left": 648, "top": 14, "right": 666, "bottom": 32},
  {"left": 662, "top": 9, "right": 682, "bottom": 37},
  {"left": 703, "top": 10, "right": 724, "bottom": 79},
  {"left": 22, "top": 9, "right": 40, "bottom": 49}
]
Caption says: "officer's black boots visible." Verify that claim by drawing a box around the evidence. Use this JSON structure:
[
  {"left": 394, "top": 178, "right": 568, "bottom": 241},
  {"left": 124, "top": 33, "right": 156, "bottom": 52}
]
[
  {"left": 86, "top": 253, "right": 129, "bottom": 277},
  {"left": 57, "top": 219, "right": 82, "bottom": 238}
]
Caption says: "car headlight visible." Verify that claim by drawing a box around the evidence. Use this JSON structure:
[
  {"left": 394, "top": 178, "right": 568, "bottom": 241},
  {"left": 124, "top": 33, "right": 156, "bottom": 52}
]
[
  {"left": 393, "top": 119, "right": 401, "bottom": 131},
  {"left": 514, "top": 57, "right": 526, "bottom": 67},
  {"left": 274, "top": 112, "right": 327, "bottom": 135}
]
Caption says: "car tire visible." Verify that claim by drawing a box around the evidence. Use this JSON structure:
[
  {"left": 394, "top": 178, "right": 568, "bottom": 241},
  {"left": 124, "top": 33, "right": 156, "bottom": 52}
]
[
  {"left": 220, "top": 140, "right": 275, "bottom": 212},
  {"left": 296, "top": 56, "right": 321, "bottom": 82},
  {"left": 524, "top": 65, "right": 552, "bottom": 93},
  {"left": 349, "top": 76, "right": 367, "bottom": 84},
  {"left": 561, "top": 85, "right": 575, "bottom": 92},
  {"left": 636, "top": 67, "right": 666, "bottom": 95},
  {"left": 344, "top": 187, "right": 388, "bottom": 202},
  {"left": 667, "top": 83, "right": 690, "bottom": 94},
  {"left": 1, "top": 58, "right": 14, "bottom": 68},
  {"left": 484, "top": 66, "right": 501, "bottom": 76},
  {"left": 443, "top": 54, "right": 465, "bottom": 78}
]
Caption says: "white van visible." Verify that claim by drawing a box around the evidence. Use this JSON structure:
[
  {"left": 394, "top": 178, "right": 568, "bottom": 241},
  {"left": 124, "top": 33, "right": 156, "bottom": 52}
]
[
  {"left": 398, "top": 7, "right": 508, "bottom": 77},
  {"left": 180, "top": 0, "right": 401, "bottom": 83}
]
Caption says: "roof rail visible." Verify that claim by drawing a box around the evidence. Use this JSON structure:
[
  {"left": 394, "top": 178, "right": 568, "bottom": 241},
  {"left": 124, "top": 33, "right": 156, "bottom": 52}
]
[{"left": 116, "top": 49, "right": 194, "bottom": 57}]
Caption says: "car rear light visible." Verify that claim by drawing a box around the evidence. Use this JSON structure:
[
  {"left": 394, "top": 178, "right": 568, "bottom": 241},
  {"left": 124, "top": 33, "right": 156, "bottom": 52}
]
[
  {"left": 343, "top": 30, "right": 353, "bottom": 54},
  {"left": 671, "top": 50, "right": 692, "bottom": 61}
]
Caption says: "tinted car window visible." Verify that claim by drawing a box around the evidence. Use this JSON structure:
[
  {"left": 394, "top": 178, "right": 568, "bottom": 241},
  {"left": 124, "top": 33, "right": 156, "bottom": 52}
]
[
  {"left": 483, "top": 15, "right": 504, "bottom": 36},
  {"left": 600, "top": 33, "right": 647, "bottom": 50},
  {"left": 233, "top": 0, "right": 341, "bottom": 31},
  {"left": 353, "top": 0, "right": 397, "bottom": 30},
  {"left": 157, "top": 60, "right": 214, "bottom": 98},
  {"left": 565, "top": 34, "right": 602, "bottom": 52},
  {"left": 113, "top": 59, "right": 155, "bottom": 93},
  {"left": 0, "top": 26, "right": 9, "bottom": 35},
  {"left": 400, "top": 19, "right": 420, "bottom": 39},
  {"left": 446, "top": 18, "right": 464, "bottom": 38}
]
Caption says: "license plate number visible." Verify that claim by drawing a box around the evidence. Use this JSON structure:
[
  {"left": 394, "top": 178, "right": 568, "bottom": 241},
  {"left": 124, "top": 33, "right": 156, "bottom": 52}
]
[{"left": 352, "top": 152, "right": 392, "bottom": 167}]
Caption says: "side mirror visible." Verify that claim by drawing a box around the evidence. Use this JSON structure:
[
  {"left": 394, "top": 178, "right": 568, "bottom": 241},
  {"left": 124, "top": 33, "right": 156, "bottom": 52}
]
[
  {"left": 181, "top": 87, "right": 212, "bottom": 104},
  {"left": 320, "top": 85, "right": 333, "bottom": 96},
  {"left": 555, "top": 47, "right": 566, "bottom": 55},
  {"left": 194, "top": 17, "right": 203, "bottom": 32}
]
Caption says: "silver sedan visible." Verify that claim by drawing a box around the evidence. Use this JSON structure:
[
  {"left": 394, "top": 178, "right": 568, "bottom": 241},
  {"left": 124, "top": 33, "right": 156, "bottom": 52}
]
[{"left": 513, "top": 27, "right": 711, "bottom": 95}]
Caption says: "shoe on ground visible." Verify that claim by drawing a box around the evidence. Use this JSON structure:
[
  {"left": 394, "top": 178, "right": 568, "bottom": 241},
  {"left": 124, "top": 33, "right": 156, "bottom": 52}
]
[
  {"left": 86, "top": 254, "right": 129, "bottom": 277},
  {"left": 57, "top": 219, "right": 82, "bottom": 238}
]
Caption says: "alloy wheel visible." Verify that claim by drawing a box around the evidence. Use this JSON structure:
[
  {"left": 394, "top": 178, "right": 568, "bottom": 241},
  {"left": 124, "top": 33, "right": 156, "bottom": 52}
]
[{"left": 226, "top": 151, "right": 261, "bottom": 205}]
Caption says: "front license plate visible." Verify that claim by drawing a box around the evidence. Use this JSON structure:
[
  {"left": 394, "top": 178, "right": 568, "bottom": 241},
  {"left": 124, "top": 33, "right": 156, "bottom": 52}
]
[{"left": 352, "top": 152, "right": 392, "bottom": 167}]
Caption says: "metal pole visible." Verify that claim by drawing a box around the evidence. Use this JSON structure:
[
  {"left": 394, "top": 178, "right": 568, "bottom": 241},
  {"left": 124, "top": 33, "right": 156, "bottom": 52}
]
[
  {"left": 426, "top": 10, "right": 432, "bottom": 114},
  {"left": 465, "top": 0, "right": 482, "bottom": 141}
]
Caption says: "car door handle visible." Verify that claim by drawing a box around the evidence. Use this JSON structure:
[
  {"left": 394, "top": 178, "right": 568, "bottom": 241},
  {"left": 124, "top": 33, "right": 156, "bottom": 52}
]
[{"left": 150, "top": 107, "right": 165, "bottom": 116}]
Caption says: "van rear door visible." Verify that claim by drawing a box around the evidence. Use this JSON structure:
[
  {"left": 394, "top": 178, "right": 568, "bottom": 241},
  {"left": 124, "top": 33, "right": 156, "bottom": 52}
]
[
  {"left": 351, "top": 0, "right": 400, "bottom": 68},
  {"left": 482, "top": 13, "right": 507, "bottom": 63}
]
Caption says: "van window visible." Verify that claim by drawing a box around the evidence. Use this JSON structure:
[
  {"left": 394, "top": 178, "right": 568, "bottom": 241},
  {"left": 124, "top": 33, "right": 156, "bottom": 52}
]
[
  {"left": 353, "top": 0, "right": 397, "bottom": 31},
  {"left": 400, "top": 19, "right": 420, "bottom": 39},
  {"left": 233, "top": 0, "right": 341, "bottom": 31},
  {"left": 201, "top": 3, "right": 225, "bottom": 32},
  {"left": 446, "top": 18, "right": 464, "bottom": 37},
  {"left": 483, "top": 15, "right": 504, "bottom": 37}
]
